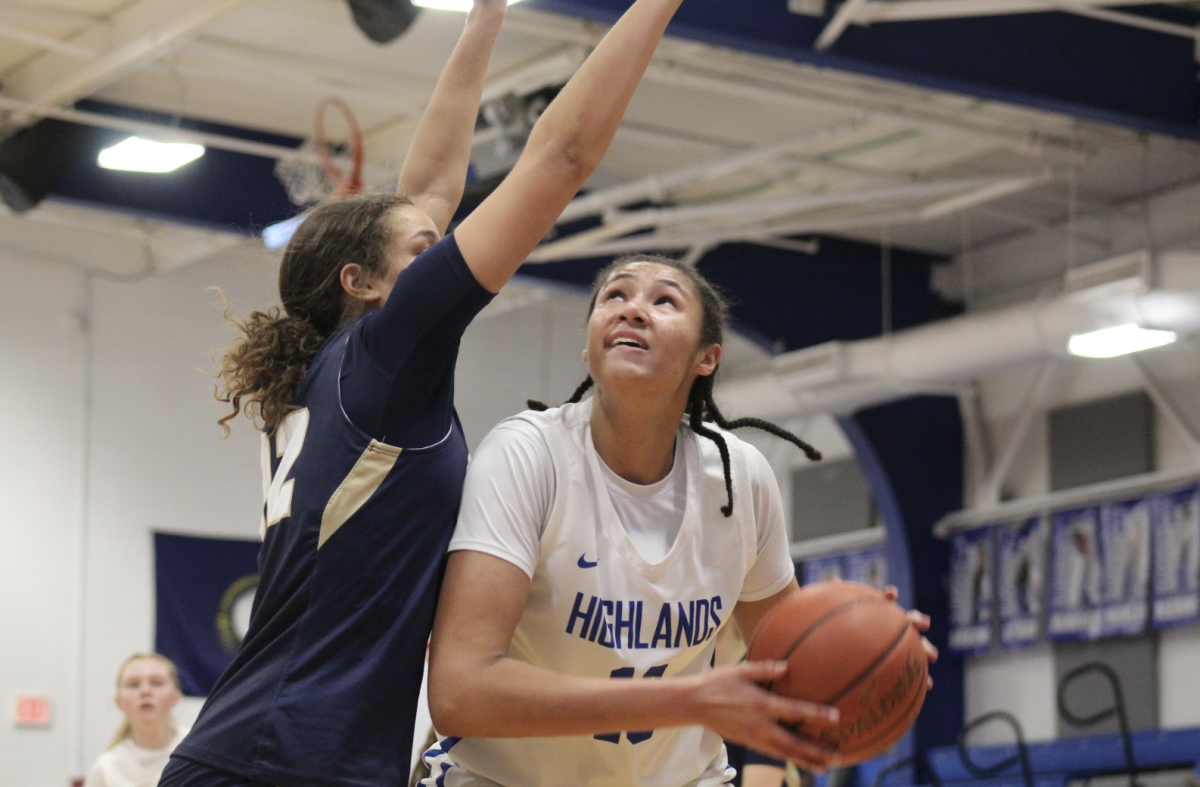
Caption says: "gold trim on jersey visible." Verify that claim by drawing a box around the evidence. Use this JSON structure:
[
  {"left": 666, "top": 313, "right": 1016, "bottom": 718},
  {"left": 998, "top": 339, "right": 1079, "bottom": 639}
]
[{"left": 319, "top": 440, "right": 403, "bottom": 548}]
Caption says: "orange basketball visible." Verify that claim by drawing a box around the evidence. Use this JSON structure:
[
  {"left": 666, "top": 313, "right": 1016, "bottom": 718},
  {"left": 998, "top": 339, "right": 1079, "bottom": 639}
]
[{"left": 746, "top": 580, "right": 928, "bottom": 765}]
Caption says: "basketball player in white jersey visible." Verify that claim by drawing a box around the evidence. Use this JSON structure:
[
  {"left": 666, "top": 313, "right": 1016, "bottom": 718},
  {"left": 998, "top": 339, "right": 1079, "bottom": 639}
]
[{"left": 423, "top": 255, "right": 936, "bottom": 787}]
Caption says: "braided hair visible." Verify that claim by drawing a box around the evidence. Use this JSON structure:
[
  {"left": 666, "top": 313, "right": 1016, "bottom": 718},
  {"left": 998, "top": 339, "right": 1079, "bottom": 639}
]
[{"left": 529, "top": 254, "right": 821, "bottom": 517}]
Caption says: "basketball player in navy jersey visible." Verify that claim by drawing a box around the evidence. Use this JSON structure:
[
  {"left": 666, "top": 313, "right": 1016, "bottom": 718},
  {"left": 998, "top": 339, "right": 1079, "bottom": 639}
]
[{"left": 160, "top": 1, "right": 706, "bottom": 786}]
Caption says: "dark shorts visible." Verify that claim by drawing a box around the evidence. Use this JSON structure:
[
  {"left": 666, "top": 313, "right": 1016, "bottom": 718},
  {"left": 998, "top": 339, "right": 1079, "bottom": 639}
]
[{"left": 159, "top": 757, "right": 274, "bottom": 787}]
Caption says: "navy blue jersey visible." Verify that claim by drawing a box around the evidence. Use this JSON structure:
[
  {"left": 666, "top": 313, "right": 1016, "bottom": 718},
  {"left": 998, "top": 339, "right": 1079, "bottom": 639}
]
[{"left": 173, "top": 234, "right": 492, "bottom": 787}]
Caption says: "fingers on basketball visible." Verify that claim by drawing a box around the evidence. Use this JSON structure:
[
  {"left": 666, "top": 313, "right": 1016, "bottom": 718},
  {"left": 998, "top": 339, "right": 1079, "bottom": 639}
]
[{"left": 746, "top": 580, "right": 930, "bottom": 766}]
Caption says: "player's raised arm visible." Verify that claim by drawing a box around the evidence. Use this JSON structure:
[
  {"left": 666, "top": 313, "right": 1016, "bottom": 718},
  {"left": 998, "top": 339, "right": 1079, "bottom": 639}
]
[
  {"left": 454, "top": 0, "right": 684, "bottom": 293},
  {"left": 397, "top": 0, "right": 507, "bottom": 234}
]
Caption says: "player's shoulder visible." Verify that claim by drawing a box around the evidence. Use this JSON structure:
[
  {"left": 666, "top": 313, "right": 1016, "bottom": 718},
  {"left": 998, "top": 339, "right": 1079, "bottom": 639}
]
[
  {"left": 687, "top": 418, "right": 764, "bottom": 463},
  {"left": 503, "top": 398, "right": 591, "bottom": 435}
]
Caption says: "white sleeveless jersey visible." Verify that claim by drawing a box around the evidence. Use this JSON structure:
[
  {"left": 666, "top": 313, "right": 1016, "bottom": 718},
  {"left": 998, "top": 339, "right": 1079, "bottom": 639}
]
[{"left": 441, "top": 399, "right": 794, "bottom": 787}]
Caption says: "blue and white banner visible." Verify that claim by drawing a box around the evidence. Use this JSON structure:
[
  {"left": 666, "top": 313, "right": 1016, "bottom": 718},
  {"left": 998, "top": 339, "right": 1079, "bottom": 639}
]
[
  {"left": 948, "top": 528, "right": 994, "bottom": 654},
  {"left": 1151, "top": 486, "right": 1200, "bottom": 628},
  {"left": 1099, "top": 498, "right": 1151, "bottom": 636},
  {"left": 155, "top": 532, "right": 260, "bottom": 697},
  {"left": 996, "top": 517, "right": 1046, "bottom": 650},
  {"left": 801, "top": 554, "right": 844, "bottom": 586},
  {"left": 1048, "top": 507, "right": 1102, "bottom": 640},
  {"left": 842, "top": 545, "right": 888, "bottom": 591}
]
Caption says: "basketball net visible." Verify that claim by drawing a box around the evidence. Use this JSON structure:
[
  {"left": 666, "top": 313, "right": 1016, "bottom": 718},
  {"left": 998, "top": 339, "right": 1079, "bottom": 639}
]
[{"left": 274, "top": 96, "right": 365, "bottom": 207}]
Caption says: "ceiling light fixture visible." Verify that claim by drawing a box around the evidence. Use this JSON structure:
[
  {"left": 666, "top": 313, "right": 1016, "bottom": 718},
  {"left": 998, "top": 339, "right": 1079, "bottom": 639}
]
[
  {"left": 1067, "top": 323, "right": 1177, "bottom": 358},
  {"left": 412, "top": 0, "right": 525, "bottom": 10},
  {"left": 98, "top": 137, "right": 205, "bottom": 173},
  {"left": 263, "top": 211, "right": 311, "bottom": 250}
]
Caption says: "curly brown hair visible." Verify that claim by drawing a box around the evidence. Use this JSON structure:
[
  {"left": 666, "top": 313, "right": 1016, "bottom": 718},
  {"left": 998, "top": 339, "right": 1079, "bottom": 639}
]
[{"left": 215, "top": 193, "right": 415, "bottom": 434}]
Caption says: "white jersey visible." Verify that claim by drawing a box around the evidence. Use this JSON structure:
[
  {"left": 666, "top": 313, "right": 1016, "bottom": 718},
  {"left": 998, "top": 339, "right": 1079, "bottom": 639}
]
[
  {"left": 439, "top": 398, "right": 795, "bottom": 787},
  {"left": 84, "top": 728, "right": 187, "bottom": 787}
]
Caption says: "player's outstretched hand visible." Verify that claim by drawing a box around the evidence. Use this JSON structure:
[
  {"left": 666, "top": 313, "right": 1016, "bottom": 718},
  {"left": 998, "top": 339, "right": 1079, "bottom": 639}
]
[
  {"left": 688, "top": 661, "right": 839, "bottom": 772},
  {"left": 882, "top": 585, "right": 939, "bottom": 689}
]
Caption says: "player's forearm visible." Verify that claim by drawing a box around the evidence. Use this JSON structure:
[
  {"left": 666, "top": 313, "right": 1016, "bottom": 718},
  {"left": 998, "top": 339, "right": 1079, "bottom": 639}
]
[
  {"left": 522, "top": 0, "right": 684, "bottom": 184},
  {"left": 429, "top": 655, "right": 702, "bottom": 738},
  {"left": 396, "top": 1, "right": 505, "bottom": 223}
]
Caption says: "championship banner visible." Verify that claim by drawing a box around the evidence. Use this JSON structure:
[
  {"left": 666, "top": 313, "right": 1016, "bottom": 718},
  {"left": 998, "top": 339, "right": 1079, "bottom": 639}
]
[
  {"left": 1099, "top": 498, "right": 1151, "bottom": 636},
  {"left": 842, "top": 545, "right": 888, "bottom": 591},
  {"left": 1151, "top": 485, "right": 1200, "bottom": 628},
  {"left": 997, "top": 517, "right": 1046, "bottom": 650},
  {"left": 154, "top": 532, "right": 261, "bottom": 697},
  {"left": 801, "top": 554, "right": 844, "bottom": 585},
  {"left": 948, "top": 528, "right": 994, "bottom": 654},
  {"left": 1048, "top": 507, "right": 1102, "bottom": 640}
]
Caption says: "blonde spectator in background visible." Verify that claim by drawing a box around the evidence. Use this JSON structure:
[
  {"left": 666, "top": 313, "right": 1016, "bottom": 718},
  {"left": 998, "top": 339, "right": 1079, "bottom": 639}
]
[{"left": 84, "top": 654, "right": 187, "bottom": 787}]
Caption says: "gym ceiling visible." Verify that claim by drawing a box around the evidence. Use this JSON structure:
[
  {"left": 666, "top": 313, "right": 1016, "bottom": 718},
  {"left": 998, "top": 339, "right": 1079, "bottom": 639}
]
[{"left": 1, "top": 0, "right": 1199, "bottom": 346}]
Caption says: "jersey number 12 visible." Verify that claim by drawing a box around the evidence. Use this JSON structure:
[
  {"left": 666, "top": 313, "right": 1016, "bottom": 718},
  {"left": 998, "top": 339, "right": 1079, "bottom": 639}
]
[{"left": 261, "top": 408, "right": 311, "bottom": 535}]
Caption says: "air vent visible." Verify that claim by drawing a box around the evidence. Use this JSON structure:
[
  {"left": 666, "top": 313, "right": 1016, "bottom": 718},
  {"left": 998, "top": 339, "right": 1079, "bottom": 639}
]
[
  {"left": 774, "top": 341, "right": 844, "bottom": 388},
  {"left": 1064, "top": 251, "right": 1152, "bottom": 298}
]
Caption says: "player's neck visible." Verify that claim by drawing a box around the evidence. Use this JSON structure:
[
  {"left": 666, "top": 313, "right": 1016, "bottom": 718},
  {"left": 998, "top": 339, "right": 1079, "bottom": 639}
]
[
  {"left": 589, "top": 387, "right": 685, "bottom": 485},
  {"left": 129, "top": 721, "right": 174, "bottom": 750}
]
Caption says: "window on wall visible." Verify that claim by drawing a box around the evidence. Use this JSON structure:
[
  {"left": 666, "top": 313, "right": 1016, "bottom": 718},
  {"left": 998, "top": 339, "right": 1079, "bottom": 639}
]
[
  {"left": 791, "top": 458, "right": 877, "bottom": 543},
  {"left": 1049, "top": 391, "right": 1155, "bottom": 492},
  {"left": 1048, "top": 390, "right": 1159, "bottom": 736}
]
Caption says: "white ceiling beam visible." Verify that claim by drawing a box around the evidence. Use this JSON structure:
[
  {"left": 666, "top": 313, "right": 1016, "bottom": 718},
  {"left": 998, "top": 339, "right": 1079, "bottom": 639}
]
[
  {"left": 0, "top": 94, "right": 300, "bottom": 159},
  {"left": 605, "top": 176, "right": 1027, "bottom": 229},
  {"left": 814, "top": 0, "right": 875, "bottom": 51},
  {"left": 528, "top": 207, "right": 924, "bottom": 261},
  {"left": 642, "top": 63, "right": 1088, "bottom": 160},
  {"left": 0, "top": 20, "right": 94, "bottom": 58},
  {"left": 533, "top": 174, "right": 1050, "bottom": 262},
  {"left": 186, "top": 39, "right": 425, "bottom": 116},
  {"left": 1054, "top": 2, "right": 1199, "bottom": 40},
  {"left": 859, "top": 0, "right": 1168, "bottom": 23},
  {"left": 917, "top": 172, "right": 1052, "bottom": 221},
  {"left": 3, "top": 0, "right": 253, "bottom": 108},
  {"left": 937, "top": 177, "right": 1200, "bottom": 303},
  {"left": 557, "top": 120, "right": 866, "bottom": 223}
]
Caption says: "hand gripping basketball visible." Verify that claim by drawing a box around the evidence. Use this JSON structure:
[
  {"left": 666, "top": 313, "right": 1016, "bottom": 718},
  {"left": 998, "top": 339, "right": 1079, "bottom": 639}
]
[
  {"left": 746, "top": 581, "right": 933, "bottom": 766},
  {"left": 688, "top": 660, "right": 841, "bottom": 771}
]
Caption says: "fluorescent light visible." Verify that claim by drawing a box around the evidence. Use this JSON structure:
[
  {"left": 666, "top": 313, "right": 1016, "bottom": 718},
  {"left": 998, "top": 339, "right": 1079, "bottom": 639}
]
[
  {"left": 263, "top": 211, "right": 311, "bottom": 250},
  {"left": 413, "top": 0, "right": 524, "bottom": 10},
  {"left": 1068, "top": 323, "right": 1177, "bottom": 358},
  {"left": 98, "top": 137, "right": 205, "bottom": 173}
]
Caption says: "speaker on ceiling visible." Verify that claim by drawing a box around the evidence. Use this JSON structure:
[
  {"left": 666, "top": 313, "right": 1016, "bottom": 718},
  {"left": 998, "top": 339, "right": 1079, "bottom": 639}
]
[
  {"left": 0, "top": 118, "right": 102, "bottom": 214},
  {"left": 345, "top": 0, "right": 422, "bottom": 44}
]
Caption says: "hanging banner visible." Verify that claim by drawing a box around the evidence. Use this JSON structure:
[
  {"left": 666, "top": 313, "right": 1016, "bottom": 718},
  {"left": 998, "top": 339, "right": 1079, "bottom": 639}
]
[
  {"left": 1048, "top": 507, "right": 1102, "bottom": 640},
  {"left": 801, "top": 554, "right": 844, "bottom": 585},
  {"left": 996, "top": 516, "right": 1047, "bottom": 650},
  {"left": 1151, "top": 485, "right": 1200, "bottom": 628},
  {"left": 1099, "top": 497, "right": 1151, "bottom": 636},
  {"left": 948, "top": 528, "right": 994, "bottom": 654},
  {"left": 155, "top": 532, "right": 261, "bottom": 697},
  {"left": 842, "top": 545, "right": 888, "bottom": 591}
]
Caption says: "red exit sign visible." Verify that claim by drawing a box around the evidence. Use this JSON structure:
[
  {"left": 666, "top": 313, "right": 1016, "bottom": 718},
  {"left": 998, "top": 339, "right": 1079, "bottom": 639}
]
[{"left": 14, "top": 695, "right": 51, "bottom": 727}]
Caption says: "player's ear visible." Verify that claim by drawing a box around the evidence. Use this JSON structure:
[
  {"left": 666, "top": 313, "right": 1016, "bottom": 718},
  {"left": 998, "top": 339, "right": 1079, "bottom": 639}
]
[
  {"left": 340, "top": 264, "right": 381, "bottom": 305},
  {"left": 694, "top": 343, "right": 721, "bottom": 377}
]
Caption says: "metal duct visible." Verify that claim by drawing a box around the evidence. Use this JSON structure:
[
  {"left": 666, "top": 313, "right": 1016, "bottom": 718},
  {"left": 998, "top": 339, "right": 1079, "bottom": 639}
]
[{"left": 716, "top": 251, "right": 1200, "bottom": 419}]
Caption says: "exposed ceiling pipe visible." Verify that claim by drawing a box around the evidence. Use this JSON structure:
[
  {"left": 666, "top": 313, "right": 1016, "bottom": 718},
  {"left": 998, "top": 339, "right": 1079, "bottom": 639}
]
[
  {"left": 715, "top": 251, "right": 1200, "bottom": 419},
  {"left": 531, "top": 175, "right": 1045, "bottom": 262},
  {"left": 556, "top": 121, "right": 866, "bottom": 224}
]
